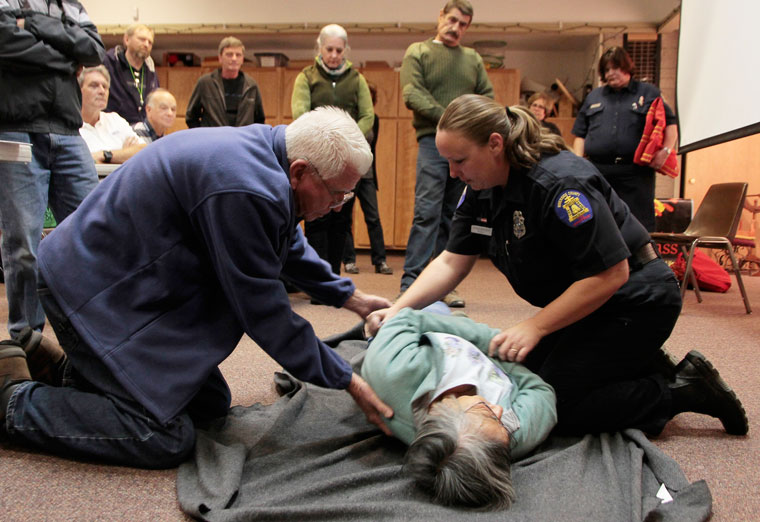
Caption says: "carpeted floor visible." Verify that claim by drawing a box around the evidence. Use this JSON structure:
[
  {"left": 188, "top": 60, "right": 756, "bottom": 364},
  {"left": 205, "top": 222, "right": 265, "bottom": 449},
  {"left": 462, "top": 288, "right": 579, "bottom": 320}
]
[{"left": 1, "top": 252, "right": 757, "bottom": 521}]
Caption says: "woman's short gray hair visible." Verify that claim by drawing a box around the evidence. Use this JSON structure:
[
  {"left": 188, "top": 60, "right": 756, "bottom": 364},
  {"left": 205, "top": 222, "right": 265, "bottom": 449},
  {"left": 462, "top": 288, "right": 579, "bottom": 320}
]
[
  {"left": 285, "top": 106, "right": 372, "bottom": 180},
  {"left": 404, "top": 402, "right": 515, "bottom": 510}
]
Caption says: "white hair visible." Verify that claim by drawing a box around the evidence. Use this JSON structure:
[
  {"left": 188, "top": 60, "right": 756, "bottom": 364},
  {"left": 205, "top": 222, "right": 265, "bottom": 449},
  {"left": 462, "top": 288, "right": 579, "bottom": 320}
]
[
  {"left": 285, "top": 106, "right": 372, "bottom": 180},
  {"left": 317, "top": 23, "right": 348, "bottom": 47}
]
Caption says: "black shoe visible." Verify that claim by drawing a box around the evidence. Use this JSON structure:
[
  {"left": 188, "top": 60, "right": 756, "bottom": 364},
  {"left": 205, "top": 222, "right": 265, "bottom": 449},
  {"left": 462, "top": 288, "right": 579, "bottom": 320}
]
[
  {"left": 374, "top": 262, "right": 393, "bottom": 275},
  {"left": 650, "top": 346, "right": 682, "bottom": 380},
  {"left": 669, "top": 350, "right": 748, "bottom": 435}
]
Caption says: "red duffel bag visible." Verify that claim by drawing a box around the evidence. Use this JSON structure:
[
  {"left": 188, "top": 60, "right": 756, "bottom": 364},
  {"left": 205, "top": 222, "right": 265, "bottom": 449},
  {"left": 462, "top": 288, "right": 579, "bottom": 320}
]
[{"left": 671, "top": 250, "right": 732, "bottom": 293}]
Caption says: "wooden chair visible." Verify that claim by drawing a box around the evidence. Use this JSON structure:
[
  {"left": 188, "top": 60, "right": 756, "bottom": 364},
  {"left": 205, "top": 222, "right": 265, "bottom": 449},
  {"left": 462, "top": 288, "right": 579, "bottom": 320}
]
[{"left": 651, "top": 182, "right": 751, "bottom": 314}]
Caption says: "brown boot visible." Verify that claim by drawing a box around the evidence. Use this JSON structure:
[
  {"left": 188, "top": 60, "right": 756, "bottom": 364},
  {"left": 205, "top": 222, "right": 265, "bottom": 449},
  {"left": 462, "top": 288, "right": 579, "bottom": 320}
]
[
  {"left": 14, "top": 327, "right": 66, "bottom": 386},
  {"left": 0, "top": 344, "right": 32, "bottom": 422}
]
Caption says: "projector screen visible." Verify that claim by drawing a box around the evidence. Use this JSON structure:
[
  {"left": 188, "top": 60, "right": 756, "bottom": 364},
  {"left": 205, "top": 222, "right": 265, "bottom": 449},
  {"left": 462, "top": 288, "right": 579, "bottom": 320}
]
[{"left": 677, "top": 0, "right": 760, "bottom": 153}]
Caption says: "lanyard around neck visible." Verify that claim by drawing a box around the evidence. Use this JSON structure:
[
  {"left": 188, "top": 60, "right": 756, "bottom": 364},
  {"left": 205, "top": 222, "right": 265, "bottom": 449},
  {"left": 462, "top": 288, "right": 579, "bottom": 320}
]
[{"left": 128, "top": 62, "right": 144, "bottom": 106}]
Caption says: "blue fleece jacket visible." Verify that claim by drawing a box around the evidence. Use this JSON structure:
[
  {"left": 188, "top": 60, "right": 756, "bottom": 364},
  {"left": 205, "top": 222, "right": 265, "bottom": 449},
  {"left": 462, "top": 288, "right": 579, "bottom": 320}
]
[{"left": 38, "top": 124, "right": 355, "bottom": 423}]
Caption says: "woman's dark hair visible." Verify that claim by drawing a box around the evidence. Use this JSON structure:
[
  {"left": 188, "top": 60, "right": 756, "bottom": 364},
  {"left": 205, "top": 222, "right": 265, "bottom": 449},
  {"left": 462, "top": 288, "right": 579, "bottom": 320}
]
[{"left": 598, "top": 46, "right": 635, "bottom": 78}]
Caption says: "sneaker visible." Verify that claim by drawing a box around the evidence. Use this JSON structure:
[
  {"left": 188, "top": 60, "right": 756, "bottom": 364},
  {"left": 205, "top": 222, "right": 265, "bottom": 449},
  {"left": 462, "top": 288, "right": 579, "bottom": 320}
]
[
  {"left": 344, "top": 262, "right": 360, "bottom": 274},
  {"left": 374, "top": 262, "right": 393, "bottom": 275},
  {"left": 443, "top": 290, "right": 465, "bottom": 308},
  {"left": 14, "top": 327, "right": 66, "bottom": 386}
]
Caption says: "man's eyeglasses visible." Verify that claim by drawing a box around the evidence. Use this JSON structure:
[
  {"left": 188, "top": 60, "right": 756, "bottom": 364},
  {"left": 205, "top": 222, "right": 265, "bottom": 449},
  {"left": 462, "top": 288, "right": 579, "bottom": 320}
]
[{"left": 306, "top": 160, "right": 355, "bottom": 209}]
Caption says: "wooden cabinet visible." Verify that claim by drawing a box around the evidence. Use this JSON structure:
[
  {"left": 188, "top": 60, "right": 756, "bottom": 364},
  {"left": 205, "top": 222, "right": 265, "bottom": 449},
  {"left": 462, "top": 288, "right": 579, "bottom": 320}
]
[{"left": 158, "top": 66, "right": 522, "bottom": 250}]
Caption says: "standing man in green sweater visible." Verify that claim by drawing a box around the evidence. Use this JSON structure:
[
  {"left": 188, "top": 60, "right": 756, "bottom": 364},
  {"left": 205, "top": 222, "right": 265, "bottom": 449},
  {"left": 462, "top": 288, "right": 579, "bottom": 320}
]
[{"left": 399, "top": 0, "right": 494, "bottom": 308}]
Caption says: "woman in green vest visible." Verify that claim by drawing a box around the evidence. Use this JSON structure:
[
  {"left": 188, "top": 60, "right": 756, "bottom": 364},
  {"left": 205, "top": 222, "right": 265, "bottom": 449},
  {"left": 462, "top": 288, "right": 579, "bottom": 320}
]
[{"left": 291, "top": 24, "right": 374, "bottom": 292}]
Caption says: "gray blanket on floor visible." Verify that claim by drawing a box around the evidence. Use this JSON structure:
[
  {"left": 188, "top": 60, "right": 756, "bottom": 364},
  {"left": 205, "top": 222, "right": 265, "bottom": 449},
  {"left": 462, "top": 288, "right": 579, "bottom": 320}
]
[{"left": 177, "top": 343, "right": 711, "bottom": 522}]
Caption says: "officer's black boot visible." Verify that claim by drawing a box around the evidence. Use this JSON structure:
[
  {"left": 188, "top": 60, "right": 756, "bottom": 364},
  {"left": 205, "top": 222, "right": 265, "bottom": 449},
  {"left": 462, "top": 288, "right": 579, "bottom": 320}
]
[
  {"left": 0, "top": 343, "right": 32, "bottom": 423},
  {"left": 669, "top": 350, "right": 748, "bottom": 435}
]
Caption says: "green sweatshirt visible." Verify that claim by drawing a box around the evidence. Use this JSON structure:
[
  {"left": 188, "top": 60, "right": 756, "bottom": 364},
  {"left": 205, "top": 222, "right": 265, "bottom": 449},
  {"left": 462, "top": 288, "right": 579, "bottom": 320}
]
[
  {"left": 400, "top": 38, "right": 494, "bottom": 139},
  {"left": 361, "top": 308, "right": 557, "bottom": 460}
]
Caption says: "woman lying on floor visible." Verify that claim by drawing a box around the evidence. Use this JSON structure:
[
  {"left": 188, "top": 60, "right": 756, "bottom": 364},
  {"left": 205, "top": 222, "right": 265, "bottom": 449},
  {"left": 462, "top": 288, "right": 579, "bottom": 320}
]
[{"left": 360, "top": 307, "right": 558, "bottom": 510}]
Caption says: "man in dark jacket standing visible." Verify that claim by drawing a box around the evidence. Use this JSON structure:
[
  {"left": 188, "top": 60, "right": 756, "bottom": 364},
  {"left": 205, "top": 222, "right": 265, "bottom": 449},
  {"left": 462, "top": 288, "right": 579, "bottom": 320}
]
[
  {"left": 185, "top": 36, "right": 266, "bottom": 128},
  {"left": 0, "top": 0, "right": 105, "bottom": 339},
  {"left": 103, "top": 24, "right": 159, "bottom": 125}
]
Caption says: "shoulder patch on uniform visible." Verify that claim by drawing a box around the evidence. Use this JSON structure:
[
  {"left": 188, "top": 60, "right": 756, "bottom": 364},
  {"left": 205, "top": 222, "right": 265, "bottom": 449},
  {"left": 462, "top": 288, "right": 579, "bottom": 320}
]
[{"left": 554, "top": 190, "right": 594, "bottom": 227}]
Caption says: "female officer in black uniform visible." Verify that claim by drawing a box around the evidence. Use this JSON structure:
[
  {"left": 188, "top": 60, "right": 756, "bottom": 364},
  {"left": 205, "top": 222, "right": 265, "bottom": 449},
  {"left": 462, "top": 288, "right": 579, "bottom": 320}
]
[{"left": 368, "top": 94, "right": 747, "bottom": 437}]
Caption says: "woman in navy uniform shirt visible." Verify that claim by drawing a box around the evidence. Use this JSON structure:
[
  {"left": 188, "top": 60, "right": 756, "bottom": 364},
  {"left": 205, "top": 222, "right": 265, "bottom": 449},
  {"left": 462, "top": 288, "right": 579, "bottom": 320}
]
[
  {"left": 572, "top": 46, "right": 678, "bottom": 232},
  {"left": 368, "top": 94, "right": 747, "bottom": 437}
]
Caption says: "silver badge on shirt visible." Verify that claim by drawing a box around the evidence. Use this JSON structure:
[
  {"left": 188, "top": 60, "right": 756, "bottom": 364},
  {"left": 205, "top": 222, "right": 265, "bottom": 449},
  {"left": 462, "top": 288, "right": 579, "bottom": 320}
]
[{"left": 513, "top": 210, "right": 526, "bottom": 239}]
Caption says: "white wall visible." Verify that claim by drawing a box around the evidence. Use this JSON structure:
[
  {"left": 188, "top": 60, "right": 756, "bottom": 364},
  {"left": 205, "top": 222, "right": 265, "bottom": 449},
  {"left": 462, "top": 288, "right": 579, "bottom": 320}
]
[{"left": 83, "top": 0, "right": 678, "bottom": 26}]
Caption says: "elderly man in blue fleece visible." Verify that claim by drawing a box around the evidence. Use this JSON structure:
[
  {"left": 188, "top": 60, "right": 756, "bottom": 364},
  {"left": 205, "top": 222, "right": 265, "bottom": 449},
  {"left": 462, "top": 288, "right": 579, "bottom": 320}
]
[
  {"left": 0, "top": 107, "right": 394, "bottom": 468},
  {"left": 361, "top": 307, "right": 557, "bottom": 510}
]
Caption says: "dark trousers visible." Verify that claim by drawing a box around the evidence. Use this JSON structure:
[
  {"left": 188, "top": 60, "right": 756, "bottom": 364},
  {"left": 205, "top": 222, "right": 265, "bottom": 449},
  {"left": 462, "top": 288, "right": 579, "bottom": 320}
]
[
  {"left": 4, "top": 280, "right": 230, "bottom": 468},
  {"left": 342, "top": 178, "right": 387, "bottom": 266},
  {"left": 305, "top": 203, "right": 353, "bottom": 275},
  {"left": 594, "top": 162, "right": 656, "bottom": 232},
  {"left": 523, "top": 259, "right": 682, "bottom": 435}
]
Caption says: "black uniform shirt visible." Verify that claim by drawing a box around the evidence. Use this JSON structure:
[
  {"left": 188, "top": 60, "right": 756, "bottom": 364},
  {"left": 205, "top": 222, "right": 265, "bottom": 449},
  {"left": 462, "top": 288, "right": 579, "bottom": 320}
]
[
  {"left": 572, "top": 80, "right": 677, "bottom": 158},
  {"left": 447, "top": 151, "right": 650, "bottom": 307}
]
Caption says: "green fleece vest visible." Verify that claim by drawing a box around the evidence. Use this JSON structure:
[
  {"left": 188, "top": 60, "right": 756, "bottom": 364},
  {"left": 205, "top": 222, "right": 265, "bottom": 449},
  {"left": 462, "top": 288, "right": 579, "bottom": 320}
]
[{"left": 302, "top": 64, "right": 360, "bottom": 121}]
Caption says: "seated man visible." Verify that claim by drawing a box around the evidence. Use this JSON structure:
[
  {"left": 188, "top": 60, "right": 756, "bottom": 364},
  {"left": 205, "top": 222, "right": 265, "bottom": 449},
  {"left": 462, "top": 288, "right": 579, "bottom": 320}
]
[
  {"left": 361, "top": 307, "right": 557, "bottom": 509},
  {"left": 78, "top": 65, "right": 146, "bottom": 164},
  {"left": 132, "top": 88, "right": 177, "bottom": 143}
]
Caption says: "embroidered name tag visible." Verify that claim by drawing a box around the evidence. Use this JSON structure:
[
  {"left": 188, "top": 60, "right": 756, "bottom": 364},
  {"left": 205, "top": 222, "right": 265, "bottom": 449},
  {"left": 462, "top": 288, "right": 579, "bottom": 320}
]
[
  {"left": 589, "top": 102, "right": 601, "bottom": 109},
  {"left": 554, "top": 190, "right": 594, "bottom": 227},
  {"left": 471, "top": 225, "right": 492, "bottom": 236}
]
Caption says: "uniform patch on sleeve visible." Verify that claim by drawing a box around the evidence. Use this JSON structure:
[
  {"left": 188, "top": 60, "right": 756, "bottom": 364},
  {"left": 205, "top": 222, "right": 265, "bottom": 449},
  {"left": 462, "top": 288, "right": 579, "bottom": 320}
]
[{"left": 554, "top": 190, "right": 594, "bottom": 227}]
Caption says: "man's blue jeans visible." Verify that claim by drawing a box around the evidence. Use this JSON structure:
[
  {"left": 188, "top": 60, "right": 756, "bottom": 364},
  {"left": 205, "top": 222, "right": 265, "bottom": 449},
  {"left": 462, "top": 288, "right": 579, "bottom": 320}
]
[
  {"left": 3, "top": 282, "right": 203, "bottom": 468},
  {"left": 401, "top": 135, "right": 465, "bottom": 290},
  {"left": 0, "top": 131, "right": 98, "bottom": 337}
]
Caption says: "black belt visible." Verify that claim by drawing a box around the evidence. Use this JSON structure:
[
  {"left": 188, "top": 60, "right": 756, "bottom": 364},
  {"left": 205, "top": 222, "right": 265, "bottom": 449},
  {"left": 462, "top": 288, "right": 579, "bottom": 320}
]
[
  {"left": 589, "top": 155, "right": 634, "bottom": 165},
  {"left": 629, "top": 242, "right": 658, "bottom": 272}
]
